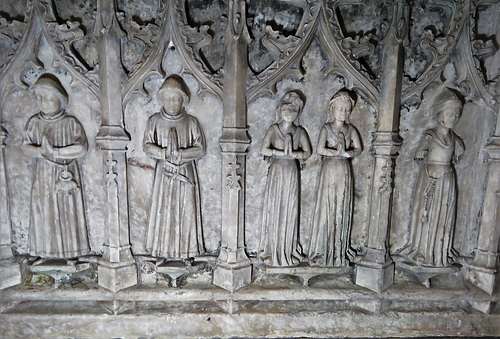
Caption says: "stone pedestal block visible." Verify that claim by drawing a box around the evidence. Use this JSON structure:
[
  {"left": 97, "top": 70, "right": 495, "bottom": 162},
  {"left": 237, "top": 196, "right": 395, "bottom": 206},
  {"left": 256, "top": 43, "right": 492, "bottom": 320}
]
[
  {"left": 465, "top": 265, "right": 498, "bottom": 296},
  {"left": 356, "top": 261, "right": 394, "bottom": 293},
  {"left": 0, "top": 259, "right": 22, "bottom": 290},
  {"left": 213, "top": 261, "right": 252, "bottom": 293},
  {"left": 98, "top": 262, "right": 137, "bottom": 293}
]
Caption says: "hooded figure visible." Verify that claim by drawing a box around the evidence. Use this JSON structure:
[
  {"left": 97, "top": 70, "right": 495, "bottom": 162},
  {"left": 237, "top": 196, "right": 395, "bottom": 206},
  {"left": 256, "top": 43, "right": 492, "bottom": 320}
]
[
  {"left": 22, "top": 74, "right": 89, "bottom": 262},
  {"left": 401, "top": 87, "right": 465, "bottom": 267},
  {"left": 143, "top": 75, "right": 206, "bottom": 261}
]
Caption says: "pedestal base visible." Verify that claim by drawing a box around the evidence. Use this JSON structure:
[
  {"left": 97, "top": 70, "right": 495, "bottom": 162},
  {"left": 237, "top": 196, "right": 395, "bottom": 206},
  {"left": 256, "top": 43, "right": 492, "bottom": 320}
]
[
  {"left": 213, "top": 261, "right": 252, "bottom": 292},
  {"left": 28, "top": 260, "right": 92, "bottom": 288},
  {"left": 355, "top": 260, "right": 394, "bottom": 293},
  {"left": 263, "top": 263, "right": 352, "bottom": 286},
  {"left": 0, "top": 245, "right": 13, "bottom": 260},
  {"left": 98, "top": 261, "right": 137, "bottom": 292},
  {"left": 464, "top": 264, "right": 498, "bottom": 295},
  {"left": 0, "top": 259, "right": 22, "bottom": 290},
  {"left": 395, "top": 261, "right": 460, "bottom": 288}
]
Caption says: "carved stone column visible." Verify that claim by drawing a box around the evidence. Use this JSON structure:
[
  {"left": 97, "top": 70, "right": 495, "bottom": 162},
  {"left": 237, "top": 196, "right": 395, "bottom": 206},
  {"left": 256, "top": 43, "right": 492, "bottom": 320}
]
[
  {"left": 466, "top": 108, "right": 500, "bottom": 295},
  {"left": 0, "top": 126, "right": 22, "bottom": 289},
  {"left": 94, "top": 0, "right": 137, "bottom": 292},
  {"left": 355, "top": 0, "right": 409, "bottom": 293},
  {"left": 212, "top": 0, "right": 253, "bottom": 292}
]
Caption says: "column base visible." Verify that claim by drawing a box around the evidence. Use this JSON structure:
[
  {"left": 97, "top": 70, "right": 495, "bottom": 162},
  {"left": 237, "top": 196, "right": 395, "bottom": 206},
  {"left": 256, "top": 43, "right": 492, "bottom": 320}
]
[
  {"left": 213, "top": 260, "right": 252, "bottom": 293},
  {"left": 0, "top": 245, "right": 13, "bottom": 260},
  {"left": 355, "top": 260, "right": 394, "bottom": 293},
  {"left": 464, "top": 264, "right": 498, "bottom": 295},
  {"left": 0, "top": 259, "right": 22, "bottom": 290},
  {"left": 98, "top": 261, "right": 137, "bottom": 292}
]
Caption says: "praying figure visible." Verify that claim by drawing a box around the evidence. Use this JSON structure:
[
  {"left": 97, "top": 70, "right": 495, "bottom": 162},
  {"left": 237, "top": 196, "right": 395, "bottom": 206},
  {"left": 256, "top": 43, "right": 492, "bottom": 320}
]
[
  {"left": 258, "top": 90, "right": 312, "bottom": 267},
  {"left": 308, "top": 90, "right": 362, "bottom": 267},
  {"left": 401, "top": 87, "right": 465, "bottom": 267},
  {"left": 22, "top": 74, "right": 89, "bottom": 263},
  {"left": 144, "top": 75, "right": 206, "bottom": 262}
]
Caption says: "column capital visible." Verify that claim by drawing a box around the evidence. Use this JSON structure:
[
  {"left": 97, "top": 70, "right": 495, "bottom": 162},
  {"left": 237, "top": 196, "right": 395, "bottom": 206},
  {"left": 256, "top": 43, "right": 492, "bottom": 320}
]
[
  {"left": 373, "top": 132, "right": 402, "bottom": 156},
  {"left": 485, "top": 136, "right": 500, "bottom": 161},
  {"left": 219, "top": 127, "right": 251, "bottom": 153},
  {"left": 96, "top": 125, "right": 130, "bottom": 151}
]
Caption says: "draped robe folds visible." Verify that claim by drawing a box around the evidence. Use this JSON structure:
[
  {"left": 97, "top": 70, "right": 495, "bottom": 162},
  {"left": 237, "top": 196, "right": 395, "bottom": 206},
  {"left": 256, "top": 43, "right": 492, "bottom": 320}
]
[
  {"left": 144, "top": 109, "right": 206, "bottom": 259},
  {"left": 403, "top": 129, "right": 465, "bottom": 267},
  {"left": 309, "top": 124, "right": 359, "bottom": 267},
  {"left": 259, "top": 124, "right": 310, "bottom": 267},
  {"left": 22, "top": 112, "right": 89, "bottom": 258}
]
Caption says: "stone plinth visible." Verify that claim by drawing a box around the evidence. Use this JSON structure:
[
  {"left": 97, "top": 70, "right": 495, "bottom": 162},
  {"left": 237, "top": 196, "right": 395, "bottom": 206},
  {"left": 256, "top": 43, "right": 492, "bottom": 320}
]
[
  {"left": 0, "top": 259, "right": 22, "bottom": 290},
  {"left": 1, "top": 270, "right": 499, "bottom": 337},
  {"left": 356, "top": 260, "right": 395, "bottom": 293}
]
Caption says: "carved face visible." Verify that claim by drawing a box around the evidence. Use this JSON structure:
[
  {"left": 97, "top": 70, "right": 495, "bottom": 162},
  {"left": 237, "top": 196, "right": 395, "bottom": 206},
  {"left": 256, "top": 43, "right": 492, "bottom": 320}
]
[
  {"left": 330, "top": 100, "right": 351, "bottom": 122},
  {"left": 437, "top": 101, "right": 462, "bottom": 129},
  {"left": 280, "top": 93, "right": 302, "bottom": 123},
  {"left": 34, "top": 87, "right": 62, "bottom": 115},
  {"left": 161, "top": 91, "right": 184, "bottom": 115}
]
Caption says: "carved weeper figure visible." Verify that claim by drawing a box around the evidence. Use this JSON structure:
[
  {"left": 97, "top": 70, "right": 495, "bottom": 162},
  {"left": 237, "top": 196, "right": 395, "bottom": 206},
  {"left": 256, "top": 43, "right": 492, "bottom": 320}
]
[
  {"left": 144, "top": 75, "right": 206, "bottom": 261},
  {"left": 22, "top": 74, "right": 89, "bottom": 262},
  {"left": 258, "top": 91, "right": 312, "bottom": 267},
  {"left": 402, "top": 87, "right": 465, "bottom": 267},
  {"left": 308, "top": 90, "right": 362, "bottom": 267}
]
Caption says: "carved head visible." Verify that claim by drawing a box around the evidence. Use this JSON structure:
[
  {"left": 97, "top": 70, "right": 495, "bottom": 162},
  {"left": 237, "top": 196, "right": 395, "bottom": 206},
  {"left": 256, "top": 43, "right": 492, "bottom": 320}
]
[
  {"left": 278, "top": 90, "right": 304, "bottom": 123},
  {"left": 158, "top": 75, "right": 191, "bottom": 115},
  {"left": 32, "top": 74, "right": 68, "bottom": 115},
  {"left": 328, "top": 90, "right": 354, "bottom": 123},
  {"left": 431, "top": 87, "right": 463, "bottom": 129}
]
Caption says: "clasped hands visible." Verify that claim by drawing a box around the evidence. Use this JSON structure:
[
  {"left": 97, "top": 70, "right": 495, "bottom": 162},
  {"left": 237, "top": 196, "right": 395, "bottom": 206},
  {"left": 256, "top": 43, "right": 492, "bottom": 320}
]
[
  {"left": 273, "top": 133, "right": 299, "bottom": 159},
  {"left": 164, "top": 127, "right": 181, "bottom": 161},
  {"left": 326, "top": 134, "right": 350, "bottom": 158},
  {"left": 41, "top": 131, "right": 57, "bottom": 161}
]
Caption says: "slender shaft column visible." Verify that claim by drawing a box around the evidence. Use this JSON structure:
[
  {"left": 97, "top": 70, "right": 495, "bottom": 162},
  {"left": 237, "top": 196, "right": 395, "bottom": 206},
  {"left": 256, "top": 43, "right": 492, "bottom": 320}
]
[
  {"left": 0, "top": 126, "right": 22, "bottom": 289},
  {"left": 213, "top": 0, "right": 253, "bottom": 292},
  {"left": 0, "top": 127, "right": 12, "bottom": 260},
  {"left": 466, "top": 103, "right": 500, "bottom": 295},
  {"left": 94, "top": 0, "right": 137, "bottom": 292},
  {"left": 355, "top": 0, "right": 409, "bottom": 293}
]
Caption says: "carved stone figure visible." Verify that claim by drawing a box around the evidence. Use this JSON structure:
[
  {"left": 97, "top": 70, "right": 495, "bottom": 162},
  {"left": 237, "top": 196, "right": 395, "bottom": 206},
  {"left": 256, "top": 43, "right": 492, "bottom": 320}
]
[
  {"left": 401, "top": 87, "right": 465, "bottom": 267},
  {"left": 144, "top": 75, "right": 206, "bottom": 262},
  {"left": 308, "top": 90, "right": 362, "bottom": 267},
  {"left": 258, "top": 91, "right": 312, "bottom": 267},
  {"left": 22, "top": 74, "right": 89, "bottom": 263}
]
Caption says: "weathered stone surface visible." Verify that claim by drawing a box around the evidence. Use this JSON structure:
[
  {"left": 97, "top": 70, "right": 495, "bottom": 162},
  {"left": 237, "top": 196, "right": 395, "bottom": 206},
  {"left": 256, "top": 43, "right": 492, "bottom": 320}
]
[{"left": 0, "top": 0, "right": 499, "bottom": 337}]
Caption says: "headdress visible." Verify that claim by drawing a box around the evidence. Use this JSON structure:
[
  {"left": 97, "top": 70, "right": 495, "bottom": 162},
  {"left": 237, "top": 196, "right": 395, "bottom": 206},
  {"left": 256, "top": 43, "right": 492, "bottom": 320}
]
[
  {"left": 32, "top": 74, "right": 69, "bottom": 108},
  {"left": 430, "top": 87, "right": 462, "bottom": 116},
  {"left": 328, "top": 90, "right": 355, "bottom": 110},
  {"left": 327, "top": 90, "right": 355, "bottom": 122},
  {"left": 276, "top": 90, "right": 305, "bottom": 122},
  {"left": 157, "top": 74, "right": 191, "bottom": 105}
]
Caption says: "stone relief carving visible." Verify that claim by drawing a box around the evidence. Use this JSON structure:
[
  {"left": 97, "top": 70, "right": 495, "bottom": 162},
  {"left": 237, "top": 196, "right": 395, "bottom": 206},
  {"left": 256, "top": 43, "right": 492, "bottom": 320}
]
[
  {"left": 122, "top": 0, "right": 222, "bottom": 106},
  {"left": 0, "top": 0, "right": 497, "bottom": 302},
  {"left": 22, "top": 74, "right": 89, "bottom": 263},
  {"left": 400, "top": 87, "right": 465, "bottom": 267},
  {"left": 308, "top": 90, "right": 362, "bottom": 267},
  {"left": 258, "top": 90, "right": 312, "bottom": 267},
  {"left": 144, "top": 75, "right": 206, "bottom": 262}
]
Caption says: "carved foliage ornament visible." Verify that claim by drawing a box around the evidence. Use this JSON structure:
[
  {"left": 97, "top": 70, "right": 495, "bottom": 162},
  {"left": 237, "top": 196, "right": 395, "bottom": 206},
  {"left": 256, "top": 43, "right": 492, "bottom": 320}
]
[
  {"left": 122, "top": 0, "right": 221, "bottom": 105},
  {"left": 402, "top": 0, "right": 467, "bottom": 103},
  {"left": 226, "top": 158, "right": 242, "bottom": 192},
  {"left": 0, "top": 17, "right": 26, "bottom": 73},
  {"left": 317, "top": 0, "right": 380, "bottom": 106},
  {"left": 248, "top": 0, "right": 379, "bottom": 106},
  {"left": 0, "top": 0, "right": 98, "bottom": 113}
]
